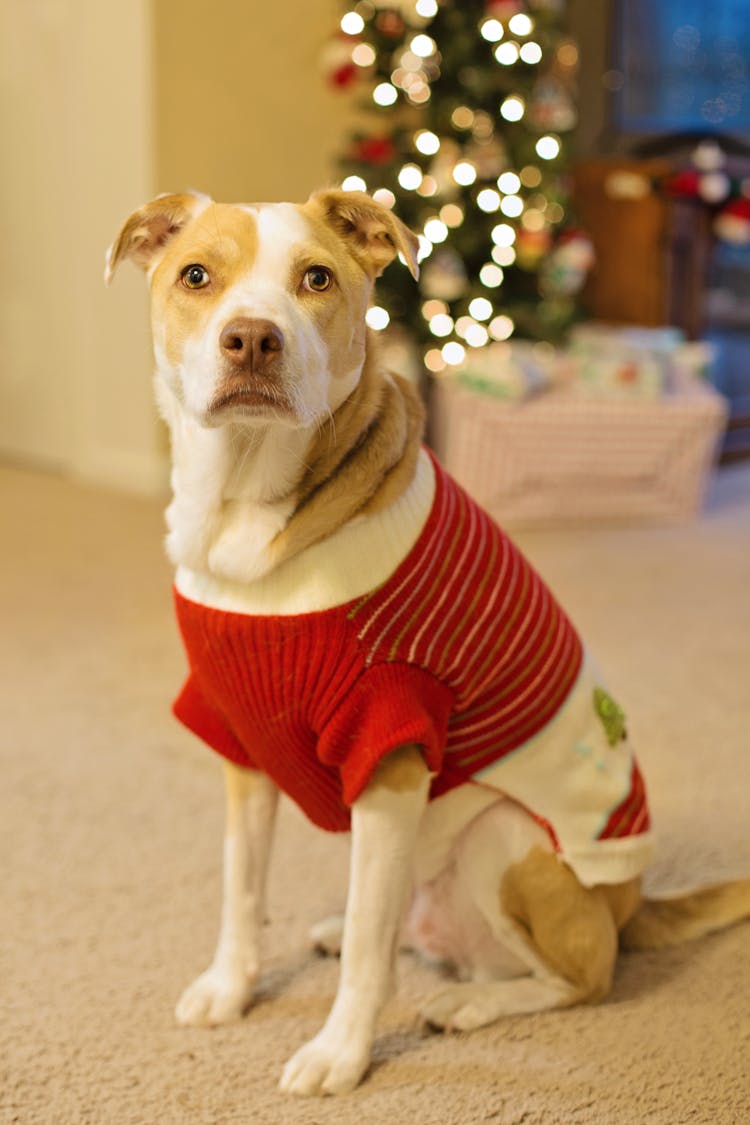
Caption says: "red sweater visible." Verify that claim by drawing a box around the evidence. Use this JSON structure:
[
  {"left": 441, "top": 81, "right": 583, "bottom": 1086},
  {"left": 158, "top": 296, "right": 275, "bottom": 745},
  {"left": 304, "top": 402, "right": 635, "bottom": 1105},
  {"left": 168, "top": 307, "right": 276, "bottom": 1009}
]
[{"left": 173, "top": 455, "right": 649, "bottom": 868}]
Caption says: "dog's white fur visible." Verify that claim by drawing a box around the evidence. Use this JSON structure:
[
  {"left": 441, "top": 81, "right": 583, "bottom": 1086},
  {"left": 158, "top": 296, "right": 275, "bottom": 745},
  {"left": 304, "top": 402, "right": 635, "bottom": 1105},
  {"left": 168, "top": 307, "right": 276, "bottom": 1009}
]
[
  {"left": 108, "top": 189, "right": 750, "bottom": 1097},
  {"left": 154, "top": 205, "right": 352, "bottom": 583}
]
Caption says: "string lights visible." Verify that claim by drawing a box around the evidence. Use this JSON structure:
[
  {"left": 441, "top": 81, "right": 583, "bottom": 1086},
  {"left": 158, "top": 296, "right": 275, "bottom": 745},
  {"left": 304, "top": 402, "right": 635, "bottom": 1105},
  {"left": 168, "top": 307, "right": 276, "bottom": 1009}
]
[{"left": 331, "top": 1, "right": 579, "bottom": 362}]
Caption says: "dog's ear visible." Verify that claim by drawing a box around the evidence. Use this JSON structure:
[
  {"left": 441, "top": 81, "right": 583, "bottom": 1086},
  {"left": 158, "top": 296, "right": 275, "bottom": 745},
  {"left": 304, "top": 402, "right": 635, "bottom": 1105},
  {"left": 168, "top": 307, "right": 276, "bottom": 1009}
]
[
  {"left": 105, "top": 192, "right": 210, "bottom": 285},
  {"left": 309, "top": 189, "right": 420, "bottom": 280}
]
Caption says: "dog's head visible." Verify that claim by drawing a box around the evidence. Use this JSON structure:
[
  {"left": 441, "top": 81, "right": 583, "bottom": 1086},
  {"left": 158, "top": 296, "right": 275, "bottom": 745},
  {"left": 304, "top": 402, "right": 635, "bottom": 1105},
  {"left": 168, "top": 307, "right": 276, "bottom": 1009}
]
[{"left": 106, "top": 190, "right": 419, "bottom": 429}]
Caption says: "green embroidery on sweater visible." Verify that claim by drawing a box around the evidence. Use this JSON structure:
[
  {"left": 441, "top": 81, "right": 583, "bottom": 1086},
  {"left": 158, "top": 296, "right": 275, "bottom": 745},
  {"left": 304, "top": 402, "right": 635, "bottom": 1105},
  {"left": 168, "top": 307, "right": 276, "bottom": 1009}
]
[{"left": 593, "top": 687, "right": 627, "bottom": 746}]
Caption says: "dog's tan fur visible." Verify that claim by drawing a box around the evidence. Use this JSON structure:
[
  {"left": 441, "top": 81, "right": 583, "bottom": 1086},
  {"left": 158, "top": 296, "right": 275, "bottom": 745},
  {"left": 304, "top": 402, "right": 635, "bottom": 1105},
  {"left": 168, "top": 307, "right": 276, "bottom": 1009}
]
[
  {"left": 502, "top": 848, "right": 641, "bottom": 1006},
  {"left": 369, "top": 745, "right": 431, "bottom": 794},
  {"left": 271, "top": 352, "right": 424, "bottom": 568}
]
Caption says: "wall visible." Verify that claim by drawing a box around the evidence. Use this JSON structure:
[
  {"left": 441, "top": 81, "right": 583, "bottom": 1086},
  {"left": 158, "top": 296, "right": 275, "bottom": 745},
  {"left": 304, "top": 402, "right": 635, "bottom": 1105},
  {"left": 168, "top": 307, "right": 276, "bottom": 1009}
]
[
  {"left": 0, "top": 0, "right": 163, "bottom": 493},
  {"left": 153, "top": 0, "right": 355, "bottom": 202},
  {"left": 0, "top": 0, "right": 354, "bottom": 495}
]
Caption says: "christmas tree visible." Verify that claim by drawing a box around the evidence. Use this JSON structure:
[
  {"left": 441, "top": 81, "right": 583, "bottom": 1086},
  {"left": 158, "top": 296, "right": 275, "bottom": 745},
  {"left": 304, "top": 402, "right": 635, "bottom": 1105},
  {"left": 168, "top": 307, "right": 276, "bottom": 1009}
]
[{"left": 326, "top": 0, "right": 587, "bottom": 374}]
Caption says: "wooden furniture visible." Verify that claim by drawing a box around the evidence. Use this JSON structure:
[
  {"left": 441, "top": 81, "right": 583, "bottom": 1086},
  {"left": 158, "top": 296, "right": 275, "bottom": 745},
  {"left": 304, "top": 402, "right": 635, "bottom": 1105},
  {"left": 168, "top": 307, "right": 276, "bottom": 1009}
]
[
  {"left": 572, "top": 156, "right": 750, "bottom": 460},
  {"left": 572, "top": 158, "right": 671, "bottom": 327}
]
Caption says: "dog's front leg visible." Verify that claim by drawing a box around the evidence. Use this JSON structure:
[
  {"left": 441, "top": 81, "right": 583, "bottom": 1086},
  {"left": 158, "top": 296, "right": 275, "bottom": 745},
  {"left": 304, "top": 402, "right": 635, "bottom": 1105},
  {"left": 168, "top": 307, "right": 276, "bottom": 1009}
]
[
  {"left": 176, "top": 761, "right": 279, "bottom": 1026},
  {"left": 280, "top": 745, "right": 430, "bottom": 1096}
]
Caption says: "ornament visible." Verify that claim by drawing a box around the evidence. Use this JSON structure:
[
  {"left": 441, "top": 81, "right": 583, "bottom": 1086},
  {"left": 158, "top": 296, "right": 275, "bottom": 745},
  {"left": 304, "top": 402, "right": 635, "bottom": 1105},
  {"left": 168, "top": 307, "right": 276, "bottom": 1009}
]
[
  {"left": 715, "top": 197, "right": 750, "bottom": 245},
  {"left": 421, "top": 248, "right": 468, "bottom": 301},
  {"left": 375, "top": 10, "right": 405, "bottom": 37},
  {"left": 515, "top": 226, "right": 551, "bottom": 270},
  {"left": 530, "top": 76, "right": 577, "bottom": 132},
  {"left": 331, "top": 64, "right": 358, "bottom": 89},
  {"left": 320, "top": 32, "right": 361, "bottom": 89},
  {"left": 539, "top": 230, "right": 594, "bottom": 296},
  {"left": 662, "top": 169, "right": 700, "bottom": 197},
  {"left": 484, "top": 0, "right": 523, "bottom": 18},
  {"left": 353, "top": 135, "right": 397, "bottom": 165}
]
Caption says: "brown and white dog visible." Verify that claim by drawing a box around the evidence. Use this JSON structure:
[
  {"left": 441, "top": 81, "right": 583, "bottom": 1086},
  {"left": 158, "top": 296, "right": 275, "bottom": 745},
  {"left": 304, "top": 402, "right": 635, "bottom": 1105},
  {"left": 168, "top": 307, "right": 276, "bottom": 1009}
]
[{"left": 107, "top": 190, "right": 750, "bottom": 1097}]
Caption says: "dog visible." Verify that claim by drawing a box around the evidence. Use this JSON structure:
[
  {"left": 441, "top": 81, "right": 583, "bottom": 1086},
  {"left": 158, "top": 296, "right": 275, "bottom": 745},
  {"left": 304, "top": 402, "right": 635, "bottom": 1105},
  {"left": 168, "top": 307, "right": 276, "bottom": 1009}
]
[{"left": 107, "top": 189, "right": 750, "bottom": 1097}]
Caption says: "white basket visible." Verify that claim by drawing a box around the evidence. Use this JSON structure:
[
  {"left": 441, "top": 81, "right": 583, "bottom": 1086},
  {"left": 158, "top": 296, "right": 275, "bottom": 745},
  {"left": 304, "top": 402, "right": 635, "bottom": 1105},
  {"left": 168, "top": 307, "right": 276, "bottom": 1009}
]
[{"left": 430, "top": 377, "right": 728, "bottom": 527}]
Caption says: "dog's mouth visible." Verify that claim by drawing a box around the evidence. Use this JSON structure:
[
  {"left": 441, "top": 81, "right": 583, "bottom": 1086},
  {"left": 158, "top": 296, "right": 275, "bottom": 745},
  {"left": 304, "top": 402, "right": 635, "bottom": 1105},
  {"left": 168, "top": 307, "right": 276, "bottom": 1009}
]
[{"left": 207, "top": 382, "right": 294, "bottom": 420}]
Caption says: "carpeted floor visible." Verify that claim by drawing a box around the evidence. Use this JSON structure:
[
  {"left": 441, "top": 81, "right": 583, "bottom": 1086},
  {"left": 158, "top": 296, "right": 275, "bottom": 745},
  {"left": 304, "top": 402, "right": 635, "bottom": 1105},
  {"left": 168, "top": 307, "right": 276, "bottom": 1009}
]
[{"left": 2, "top": 459, "right": 750, "bottom": 1125}]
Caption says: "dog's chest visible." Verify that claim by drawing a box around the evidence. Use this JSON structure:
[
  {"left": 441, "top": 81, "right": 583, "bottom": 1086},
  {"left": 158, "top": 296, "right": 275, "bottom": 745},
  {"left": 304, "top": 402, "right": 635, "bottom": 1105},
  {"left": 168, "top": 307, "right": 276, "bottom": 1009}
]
[
  {"left": 173, "top": 448, "right": 436, "bottom": 614},
  {"left": 163, "top": 421, "right": 312, "bottom": 581}
]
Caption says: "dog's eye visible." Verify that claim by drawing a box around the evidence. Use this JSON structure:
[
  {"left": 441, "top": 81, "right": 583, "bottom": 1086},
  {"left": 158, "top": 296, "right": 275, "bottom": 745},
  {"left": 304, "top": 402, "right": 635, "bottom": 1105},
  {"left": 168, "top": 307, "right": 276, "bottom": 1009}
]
[
  {"left": 181, "top": 264, "right": 210, "bottom": 290},
  {"left": 303, "top": 266, "right": 333, "bottom": 293}
]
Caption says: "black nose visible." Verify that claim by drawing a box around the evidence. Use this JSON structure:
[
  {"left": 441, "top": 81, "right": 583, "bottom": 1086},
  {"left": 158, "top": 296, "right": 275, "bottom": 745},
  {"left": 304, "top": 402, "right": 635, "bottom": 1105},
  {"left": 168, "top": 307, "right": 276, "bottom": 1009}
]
[{"left": 219, "top": 317, "right": 284, "bottom": 372}]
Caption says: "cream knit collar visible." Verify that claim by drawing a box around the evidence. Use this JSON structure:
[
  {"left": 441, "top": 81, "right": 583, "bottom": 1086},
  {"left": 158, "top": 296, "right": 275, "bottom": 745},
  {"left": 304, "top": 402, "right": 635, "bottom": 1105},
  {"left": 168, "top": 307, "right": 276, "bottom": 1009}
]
[{"left": 175, "top": 448, "right": 435, "bottom": 617}]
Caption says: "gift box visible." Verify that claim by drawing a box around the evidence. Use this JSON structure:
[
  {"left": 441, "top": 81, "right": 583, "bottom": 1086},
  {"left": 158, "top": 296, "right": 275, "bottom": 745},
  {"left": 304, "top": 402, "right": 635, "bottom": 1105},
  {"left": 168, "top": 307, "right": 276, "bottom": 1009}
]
[
  {"left": 564, "top": 323, "right": 715, "bottom": 399},
  {"left": 430, "top": 375, "right": 728, "bottom": 526},
  {"left": 445, "top": 328, "right": 715, "bottom": 405}
]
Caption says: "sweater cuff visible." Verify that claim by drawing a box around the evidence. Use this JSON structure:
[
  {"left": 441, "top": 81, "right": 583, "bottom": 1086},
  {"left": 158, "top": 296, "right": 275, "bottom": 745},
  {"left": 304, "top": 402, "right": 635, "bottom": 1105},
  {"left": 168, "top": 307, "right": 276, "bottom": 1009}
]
[{"left": 318, "top": 662, "right": 454, "bottom": 807}]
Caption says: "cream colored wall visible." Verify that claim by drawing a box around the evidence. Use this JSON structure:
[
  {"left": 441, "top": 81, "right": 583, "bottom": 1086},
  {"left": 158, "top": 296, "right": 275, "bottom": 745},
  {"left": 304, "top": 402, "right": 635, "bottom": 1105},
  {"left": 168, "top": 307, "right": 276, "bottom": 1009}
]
[
  {"left": 153, "top": 0, "right": 356, "bottom": 202},
  {"left": 0, "top": 0, "right": 356, "bottom": 494},
  {"left": 0, "top": 0, "right": 164, "bottom": 493}
]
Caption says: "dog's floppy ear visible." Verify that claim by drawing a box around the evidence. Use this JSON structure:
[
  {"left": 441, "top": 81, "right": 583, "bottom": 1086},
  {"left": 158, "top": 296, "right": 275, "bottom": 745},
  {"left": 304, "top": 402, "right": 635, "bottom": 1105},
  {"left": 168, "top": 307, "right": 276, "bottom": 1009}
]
[
  {"left": 105, "top": 191, "right": 210, "bottom": 285},
  {"left": 309, "top": 189, "right": 420, "bottom": 280}
]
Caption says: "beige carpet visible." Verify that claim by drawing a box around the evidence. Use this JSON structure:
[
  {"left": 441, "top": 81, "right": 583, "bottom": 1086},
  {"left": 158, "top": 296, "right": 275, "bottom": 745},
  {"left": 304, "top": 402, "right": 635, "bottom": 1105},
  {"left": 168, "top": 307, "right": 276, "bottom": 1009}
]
[{"left": 2, "top": 460, "right": 750, "bottom": 1125}]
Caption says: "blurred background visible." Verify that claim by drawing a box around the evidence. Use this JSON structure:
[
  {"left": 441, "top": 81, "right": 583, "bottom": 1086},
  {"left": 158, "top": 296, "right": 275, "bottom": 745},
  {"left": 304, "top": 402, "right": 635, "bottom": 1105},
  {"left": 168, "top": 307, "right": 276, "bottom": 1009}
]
[{"left": 1, "top": 0, "right": 749, "bottom": 513}]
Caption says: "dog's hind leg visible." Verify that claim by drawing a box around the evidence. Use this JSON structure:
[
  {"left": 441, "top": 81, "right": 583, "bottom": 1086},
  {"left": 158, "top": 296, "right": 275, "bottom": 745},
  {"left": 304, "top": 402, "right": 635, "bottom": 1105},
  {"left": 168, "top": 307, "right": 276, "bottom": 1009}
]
[
  {"left": 176, "top": 761, "right": 279, "bottom": 1026},
  {"left": 421, "top": 845, "right": 639, "bottom": 1031}
]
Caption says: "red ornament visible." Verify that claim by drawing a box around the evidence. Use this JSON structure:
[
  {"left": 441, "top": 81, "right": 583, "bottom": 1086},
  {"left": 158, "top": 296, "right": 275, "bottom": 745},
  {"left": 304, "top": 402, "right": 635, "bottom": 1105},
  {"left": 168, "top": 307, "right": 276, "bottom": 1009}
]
[
  {"left": 715, "top": 197, "right": 750, "bottom": 245},
  {"left": 484, "top": 0, "right": 523, "bottom": 18},
  {"left": 662, "top": 170, "right": 700, "bottom": 198},
  {"left": 330, "top": 62, "right": 358, "bottom": 88},
  {"left": 353, "top": 136, "right": 397, "bottom": 165},
  {"left": 322, "top": 31, "right": 361, "bottom": 90}
]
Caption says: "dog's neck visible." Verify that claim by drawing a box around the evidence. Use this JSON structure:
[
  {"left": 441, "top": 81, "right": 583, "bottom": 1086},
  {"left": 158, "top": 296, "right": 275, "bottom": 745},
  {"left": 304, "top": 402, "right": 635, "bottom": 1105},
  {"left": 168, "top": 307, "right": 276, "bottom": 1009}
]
[{"left": 160, "top": 347, "right": 424, "bottom": 584}]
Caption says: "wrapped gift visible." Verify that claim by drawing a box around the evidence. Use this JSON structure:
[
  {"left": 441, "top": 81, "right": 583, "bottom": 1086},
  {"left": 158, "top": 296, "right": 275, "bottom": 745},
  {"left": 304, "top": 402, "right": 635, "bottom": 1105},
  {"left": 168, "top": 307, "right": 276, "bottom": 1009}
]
[
  {"left": 453, "top": 340, "right": 558, "bottom": 400},
  {"left": 447, "top": 327, "right": 715, "bottom": 405},
  {"left": 563, "top": 323, "right": 715, "bottom": 399},
  {"left": 430, "top": 374, "right": 728, "bottom": 526}
]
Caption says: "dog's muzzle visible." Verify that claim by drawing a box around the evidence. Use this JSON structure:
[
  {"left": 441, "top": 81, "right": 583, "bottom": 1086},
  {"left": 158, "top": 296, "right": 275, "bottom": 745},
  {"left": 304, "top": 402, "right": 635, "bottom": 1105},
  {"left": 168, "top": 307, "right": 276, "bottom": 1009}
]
[{"left": 208, "top": 317, "right": 292, "bottom": 420}]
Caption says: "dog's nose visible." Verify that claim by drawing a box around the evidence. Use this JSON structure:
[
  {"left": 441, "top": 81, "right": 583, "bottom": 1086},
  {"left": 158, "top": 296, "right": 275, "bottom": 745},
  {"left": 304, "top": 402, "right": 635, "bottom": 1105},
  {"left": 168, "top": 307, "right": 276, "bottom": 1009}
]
[{"left": 219, "top": 317, "right": 284, "bottom": 372}]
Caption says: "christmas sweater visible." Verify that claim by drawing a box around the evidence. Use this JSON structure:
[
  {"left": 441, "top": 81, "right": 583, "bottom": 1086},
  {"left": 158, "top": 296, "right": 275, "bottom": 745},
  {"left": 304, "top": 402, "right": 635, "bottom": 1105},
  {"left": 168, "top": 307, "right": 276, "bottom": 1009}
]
[{"left": 173, "top": 450, "right": 653, "bottom": 887}]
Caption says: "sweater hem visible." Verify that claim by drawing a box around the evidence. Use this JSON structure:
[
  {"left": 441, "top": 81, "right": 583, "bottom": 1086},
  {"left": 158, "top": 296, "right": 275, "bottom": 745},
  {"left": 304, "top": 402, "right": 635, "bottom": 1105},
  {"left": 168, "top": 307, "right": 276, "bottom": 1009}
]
[{"left": 559, "top": 831, "right": 656, "bottom": 888}]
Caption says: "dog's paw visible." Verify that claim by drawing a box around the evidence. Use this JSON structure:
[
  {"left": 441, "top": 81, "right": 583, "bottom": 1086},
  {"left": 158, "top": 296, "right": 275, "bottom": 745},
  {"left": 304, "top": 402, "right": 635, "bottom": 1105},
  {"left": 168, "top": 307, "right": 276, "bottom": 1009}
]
[
  {"left": 308, "top": 914, "right": 345, "bottom": 957},
  {"left": 419, "top": 983, "right": 501, "bottom": 1032},
  {"left": 279, "top": 1029, "right": 371, "bottom": 1096},
  {"left": 175, "top": 965, "right": 257, "bottom": 1027}
]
